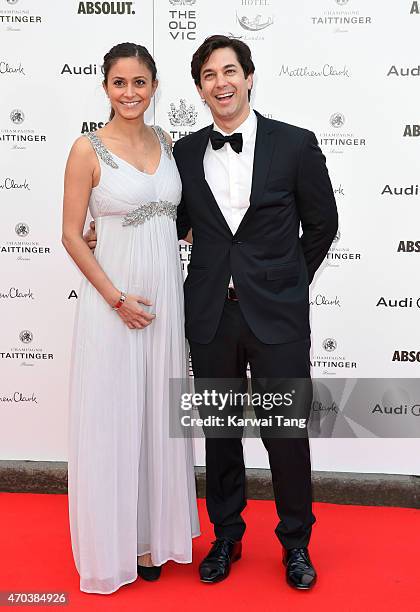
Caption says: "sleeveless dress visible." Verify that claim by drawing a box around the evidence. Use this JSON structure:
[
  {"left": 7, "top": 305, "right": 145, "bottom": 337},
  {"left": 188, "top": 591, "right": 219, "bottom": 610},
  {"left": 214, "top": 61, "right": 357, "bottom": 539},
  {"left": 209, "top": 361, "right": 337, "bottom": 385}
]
[{"left": 67, "top": 126, "right": 200, "bottom": 595}]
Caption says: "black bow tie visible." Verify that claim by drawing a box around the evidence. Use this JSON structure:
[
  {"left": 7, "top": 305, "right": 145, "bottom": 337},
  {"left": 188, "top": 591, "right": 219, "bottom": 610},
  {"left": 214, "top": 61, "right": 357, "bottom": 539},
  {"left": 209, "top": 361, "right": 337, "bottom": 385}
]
[{"left": 210, "top": 130, "right": 243, "bottom": 154}]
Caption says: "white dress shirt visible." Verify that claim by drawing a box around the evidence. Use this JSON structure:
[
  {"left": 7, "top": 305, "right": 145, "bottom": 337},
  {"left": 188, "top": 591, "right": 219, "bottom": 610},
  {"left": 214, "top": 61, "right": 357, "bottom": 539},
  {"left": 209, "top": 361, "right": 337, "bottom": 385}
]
[
  {"left": 204, "top": 108, "right": 257, "bottom": 235},
  {"left": 204, "top": 109, "right": 257, "bottom": 287}
]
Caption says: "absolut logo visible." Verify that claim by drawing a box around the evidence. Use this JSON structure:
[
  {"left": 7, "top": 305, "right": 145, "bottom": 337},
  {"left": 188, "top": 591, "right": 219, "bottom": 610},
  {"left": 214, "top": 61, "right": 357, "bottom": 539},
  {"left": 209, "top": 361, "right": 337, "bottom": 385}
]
[
  {"left": 403, "top": 125, "right": 420, "bottom": 137},
  {"left": 381, "top": 184, "right": 419, "bottom": 196},
  {"left": 392, "top": 350, "right": 420, "bottom": 362},
  {"left": 318, "top": 112, "right": 366, "bottom": 152},
  {"left": 0, "top": 2, "right": 42, "bottom": 30},
  {"left": 77, "top": 2, "right": 136, "bottom": 14},
  {"left": 0, "top": 391, "right": 38, "bottom": 404},
  {"left": 0, "top": 109, "right": 47, "bottom": 148},
  {"left": 311, "top": 338, "right": 357, "bottom": 373},
  {"left": 0, "top": 177, "right": 30, "bottom": 190},
  {"left": 278, "top": 63, "right": 350, "bottom": 79},
  {"left": 376, "top": 296, "right": 420, "bottom": 309},
  {"left": 326, "top": 230, "right": 361, "bottom": 265},
  {"left": 168, "top": 0, "right": 197, "bottom": 41},
  {"left": 387, "top": 65, "right": 420, "bottom": 77},
  {"left": 81, "top": 121, "right": 106, "bottom": 134},
  {"left": 0, "top": 223, "right": 51, "bottom": 260},
  {"left": 61, "top": 63, "right": 98, "bottom": 76},
  {"left": 0, "top": 60, "right": 25, "bottom": 75},
  {"left": 0, "top": 331, "right": 54, "bottom": 366},
  {"left": 310, "top": 1, "right": 372, "bottom": 32},
  {"left": 0, "top": 287, "right": 34, "bottom": 300},
  {"left": 397, "top": 240, "right": 420, "bottom": 252},
  {"left": 168, "top": 99, "right": 197, "bottom": 141}
]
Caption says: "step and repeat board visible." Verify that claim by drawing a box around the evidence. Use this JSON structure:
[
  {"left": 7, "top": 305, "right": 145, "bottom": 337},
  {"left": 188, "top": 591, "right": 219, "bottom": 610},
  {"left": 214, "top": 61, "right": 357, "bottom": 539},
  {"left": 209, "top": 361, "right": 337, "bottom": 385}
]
[{"left": 1, "top": 0, "right": 419, "bottom": 474}]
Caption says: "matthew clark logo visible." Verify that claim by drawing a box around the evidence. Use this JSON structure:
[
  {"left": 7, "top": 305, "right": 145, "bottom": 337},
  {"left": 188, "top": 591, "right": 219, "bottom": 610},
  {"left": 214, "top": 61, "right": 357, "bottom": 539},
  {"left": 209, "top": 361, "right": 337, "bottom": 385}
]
[
  {"left": 0, "top": 286, "right": 34, "bottom": 300},
  {"left": 278, "top": 63, "right": 350, "bottom": 79},
  {"left": 310, "top": 0, "right": 372, "bottom": 33},
  {"left": 0, "top": 176, "right": 30, "bottom": 190},
  {"left": 0, "top": 391, "right": 38, "bottom": 404},
  {"left": 0, "top": 223, "right": 51, "bottom": 261},
  {"left": 318, "top": 112, "right": 366, "bottom": 153},
  {"left": 0, "top": 108, "right": 47, "bottom": 149},
  {"left": 0, "top": 330, "right": 54, "bottom": 366},
  {"left": 168, "top": 0, "right": 198, "bottom": 41},
  {"left": 0, "top": 59, "right": 25, "bottom": 75},
  {"left": 311, "top": 337, "right": 357, "bottom": 374},
  {"left": 0, "top": 0, "right": 43, "bottom": 31},
  {"left": 310, "top": 293, "right": 341, "bottom": 307}
]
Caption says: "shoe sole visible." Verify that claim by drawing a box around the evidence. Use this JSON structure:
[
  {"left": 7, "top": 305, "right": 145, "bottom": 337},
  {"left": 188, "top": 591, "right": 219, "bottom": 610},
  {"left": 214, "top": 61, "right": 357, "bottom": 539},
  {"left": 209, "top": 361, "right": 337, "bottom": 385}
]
[{"left": 199, "top": 553, "right": 242, "bottom": 584}]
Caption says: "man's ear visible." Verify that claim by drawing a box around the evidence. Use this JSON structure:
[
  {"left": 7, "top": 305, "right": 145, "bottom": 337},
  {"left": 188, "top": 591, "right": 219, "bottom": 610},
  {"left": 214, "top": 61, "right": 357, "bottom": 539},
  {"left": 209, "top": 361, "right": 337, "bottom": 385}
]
[
  {"left": 247, "top": 73, "right": 254, "bottom": 92},
  {"left": 196, "top": 83, "right": 204, "bottom": 102}
]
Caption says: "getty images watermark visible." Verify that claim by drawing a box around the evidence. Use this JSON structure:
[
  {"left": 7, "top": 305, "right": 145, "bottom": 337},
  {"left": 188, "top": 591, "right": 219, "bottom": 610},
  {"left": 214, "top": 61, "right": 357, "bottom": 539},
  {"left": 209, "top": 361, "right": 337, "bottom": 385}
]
[
  {"left": 179, "top": 388, "right": 307, "bottom": 430},
  {"left": 168, "top": 378, "right": 420, "bottom": 439}
]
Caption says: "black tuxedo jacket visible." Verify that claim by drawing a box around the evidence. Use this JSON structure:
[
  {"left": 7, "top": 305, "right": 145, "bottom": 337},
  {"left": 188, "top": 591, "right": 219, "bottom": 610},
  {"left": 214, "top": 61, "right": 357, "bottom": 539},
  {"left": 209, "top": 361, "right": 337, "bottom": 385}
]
[{"left": 173, "top": 111, "right": 338, "bottom": 345}]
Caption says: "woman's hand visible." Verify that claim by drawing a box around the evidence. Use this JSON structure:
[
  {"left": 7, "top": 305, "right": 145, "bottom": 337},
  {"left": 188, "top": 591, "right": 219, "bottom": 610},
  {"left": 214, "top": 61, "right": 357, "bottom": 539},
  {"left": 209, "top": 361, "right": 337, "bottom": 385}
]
[{"left": 116, "top": 294, "right": 155, "bottom": 330}]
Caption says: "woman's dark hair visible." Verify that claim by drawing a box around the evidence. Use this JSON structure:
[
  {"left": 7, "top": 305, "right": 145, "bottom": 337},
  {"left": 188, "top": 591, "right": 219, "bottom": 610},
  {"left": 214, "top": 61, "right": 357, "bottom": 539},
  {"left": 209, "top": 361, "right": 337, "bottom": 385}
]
[
  {"left": 191, "top": 35, "right": 255, "bottom": 101},
  {"left": 102, "top": 42, "right": 157, "bottom": 120}
]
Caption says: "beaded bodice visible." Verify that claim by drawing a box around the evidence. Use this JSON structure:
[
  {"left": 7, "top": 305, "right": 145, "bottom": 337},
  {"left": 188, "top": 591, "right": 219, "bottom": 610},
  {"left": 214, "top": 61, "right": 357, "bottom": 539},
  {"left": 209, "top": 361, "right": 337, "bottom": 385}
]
[{"left": 84, "top": 126, "right": 181, "bottom": 223}]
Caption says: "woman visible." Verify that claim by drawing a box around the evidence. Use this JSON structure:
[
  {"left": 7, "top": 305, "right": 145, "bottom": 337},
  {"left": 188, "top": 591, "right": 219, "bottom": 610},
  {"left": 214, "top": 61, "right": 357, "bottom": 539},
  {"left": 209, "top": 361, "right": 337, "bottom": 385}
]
[{"left": 62, "top": 42, "right": 200, "bottom": 595}]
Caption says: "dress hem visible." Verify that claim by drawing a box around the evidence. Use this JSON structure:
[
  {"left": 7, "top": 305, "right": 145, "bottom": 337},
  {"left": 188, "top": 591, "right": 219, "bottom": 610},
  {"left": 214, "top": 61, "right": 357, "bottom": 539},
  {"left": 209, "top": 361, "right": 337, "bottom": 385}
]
[{"left": 80, "top": 531, "right": 202, "bottom": 595}]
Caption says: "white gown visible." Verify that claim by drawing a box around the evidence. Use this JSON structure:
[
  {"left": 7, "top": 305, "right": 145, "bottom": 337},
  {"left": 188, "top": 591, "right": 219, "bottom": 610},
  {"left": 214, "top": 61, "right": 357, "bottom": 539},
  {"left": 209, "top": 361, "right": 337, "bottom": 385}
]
[{"left": 67, "top": 126, "right": 200, "bottom": 595}]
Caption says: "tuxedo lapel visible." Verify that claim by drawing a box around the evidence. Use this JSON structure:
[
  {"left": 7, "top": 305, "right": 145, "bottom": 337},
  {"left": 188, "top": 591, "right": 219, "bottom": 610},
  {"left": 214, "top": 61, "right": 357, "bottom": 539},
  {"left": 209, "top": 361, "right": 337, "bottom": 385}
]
[
  {"left": 192, "top": 124, "right": 233, "bottom": 237},
  {"left": 235, "top": 111, "right": 276, "bottom": 235}
]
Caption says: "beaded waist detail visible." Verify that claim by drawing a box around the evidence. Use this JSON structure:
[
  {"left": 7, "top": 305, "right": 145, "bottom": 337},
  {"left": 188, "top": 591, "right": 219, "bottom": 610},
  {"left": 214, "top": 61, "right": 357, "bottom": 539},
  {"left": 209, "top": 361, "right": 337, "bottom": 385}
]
[{"left": 122, "top": 200, "right": 177, "bottom": 226}]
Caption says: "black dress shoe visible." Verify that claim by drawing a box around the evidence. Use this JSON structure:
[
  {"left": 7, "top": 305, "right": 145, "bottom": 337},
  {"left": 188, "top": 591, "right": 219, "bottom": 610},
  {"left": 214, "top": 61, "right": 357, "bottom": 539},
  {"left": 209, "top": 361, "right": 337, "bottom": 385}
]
[
  {"left": 199, "top": 538, "right": 242, "bottom": 583},
  {"left": 283, "top": 547, "right": 317, "bottom": 590},
  {"left": 137, "top": 564, "right": 162, "bottom": 581}
]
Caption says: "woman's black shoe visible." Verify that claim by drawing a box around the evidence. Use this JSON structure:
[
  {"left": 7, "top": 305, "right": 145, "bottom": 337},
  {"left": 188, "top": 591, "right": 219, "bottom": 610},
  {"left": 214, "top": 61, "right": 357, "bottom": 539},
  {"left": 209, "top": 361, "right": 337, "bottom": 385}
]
[{"left": 137, "top": 564, "right": 162, "bottom": 581}]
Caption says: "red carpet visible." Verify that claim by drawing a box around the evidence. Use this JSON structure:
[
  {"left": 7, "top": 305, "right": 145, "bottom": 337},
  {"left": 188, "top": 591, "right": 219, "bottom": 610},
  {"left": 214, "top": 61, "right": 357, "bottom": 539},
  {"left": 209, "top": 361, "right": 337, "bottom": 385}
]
[{"left": 0, "top": 493, "right": 419, "bottom": 611}]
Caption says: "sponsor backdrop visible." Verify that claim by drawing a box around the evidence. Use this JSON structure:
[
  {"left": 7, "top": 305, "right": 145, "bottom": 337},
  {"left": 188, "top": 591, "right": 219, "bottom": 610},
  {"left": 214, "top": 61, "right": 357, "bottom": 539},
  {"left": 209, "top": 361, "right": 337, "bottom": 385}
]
[{"left": 1, "top": 0, "right": 419, "bottom": 475}]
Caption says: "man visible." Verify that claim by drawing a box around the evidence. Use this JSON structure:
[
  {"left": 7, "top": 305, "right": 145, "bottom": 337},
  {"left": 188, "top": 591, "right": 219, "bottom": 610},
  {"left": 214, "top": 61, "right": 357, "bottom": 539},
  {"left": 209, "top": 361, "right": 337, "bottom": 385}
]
[
  {"left": 174, "top": 35, "right": 337, "bottom": 590},
  {"left": 86, "top": 35, "right": 338, "bottom": 589}
]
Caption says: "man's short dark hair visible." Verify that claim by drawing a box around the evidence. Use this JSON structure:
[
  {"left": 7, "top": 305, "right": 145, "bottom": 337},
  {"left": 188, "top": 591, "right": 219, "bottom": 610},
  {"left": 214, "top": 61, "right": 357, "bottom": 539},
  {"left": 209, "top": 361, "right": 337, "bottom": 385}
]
[{"left": 191, "top": 35, "right": 255, "bottom": 100}]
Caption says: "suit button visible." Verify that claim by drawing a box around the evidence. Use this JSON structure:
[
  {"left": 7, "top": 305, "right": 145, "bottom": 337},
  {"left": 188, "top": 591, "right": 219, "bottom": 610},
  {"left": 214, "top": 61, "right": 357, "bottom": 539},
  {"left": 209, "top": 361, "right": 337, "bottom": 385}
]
[{"left": 232, "top": 240, "right": 243, "bottom": 245}]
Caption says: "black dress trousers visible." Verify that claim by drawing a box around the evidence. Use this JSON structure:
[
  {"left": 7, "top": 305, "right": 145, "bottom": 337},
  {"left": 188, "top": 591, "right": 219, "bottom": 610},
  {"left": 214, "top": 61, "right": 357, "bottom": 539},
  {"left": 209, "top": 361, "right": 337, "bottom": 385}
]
[{"left": 188, "top": 300, "right": 316, "bottom": 549}]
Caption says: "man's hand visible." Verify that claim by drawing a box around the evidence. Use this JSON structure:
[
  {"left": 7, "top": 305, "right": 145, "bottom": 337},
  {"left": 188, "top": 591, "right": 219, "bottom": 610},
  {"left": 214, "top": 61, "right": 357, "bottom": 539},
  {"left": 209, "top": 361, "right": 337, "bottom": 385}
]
[{"left": 84, "top": 220, "right": 97, "bottom": 251}]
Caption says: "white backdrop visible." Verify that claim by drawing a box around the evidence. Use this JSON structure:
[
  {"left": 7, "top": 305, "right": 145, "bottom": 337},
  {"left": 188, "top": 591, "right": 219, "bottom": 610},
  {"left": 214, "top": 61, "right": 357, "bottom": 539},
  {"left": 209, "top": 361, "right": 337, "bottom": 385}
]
[{"left": 1, "top": 0, "right": 419, "bottom": 475}]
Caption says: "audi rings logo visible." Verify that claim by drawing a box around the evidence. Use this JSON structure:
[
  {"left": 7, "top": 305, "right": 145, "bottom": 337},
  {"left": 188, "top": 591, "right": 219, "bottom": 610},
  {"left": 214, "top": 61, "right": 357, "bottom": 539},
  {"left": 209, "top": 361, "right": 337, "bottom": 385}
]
[
  {"left": 330, "top": 112, "right": 345, "bottom": 128},
  {"left": 322, "top": 338, "right": 337, "bottom": 352},
  {"left": 19, "top": 330, "right": 33, "bottom": 344},
  {"left": 15, "top": 222, "right": 29, "bottom": 237},
  {"left": 6, "top": 0, "right": 19, "bottom": 4}
]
